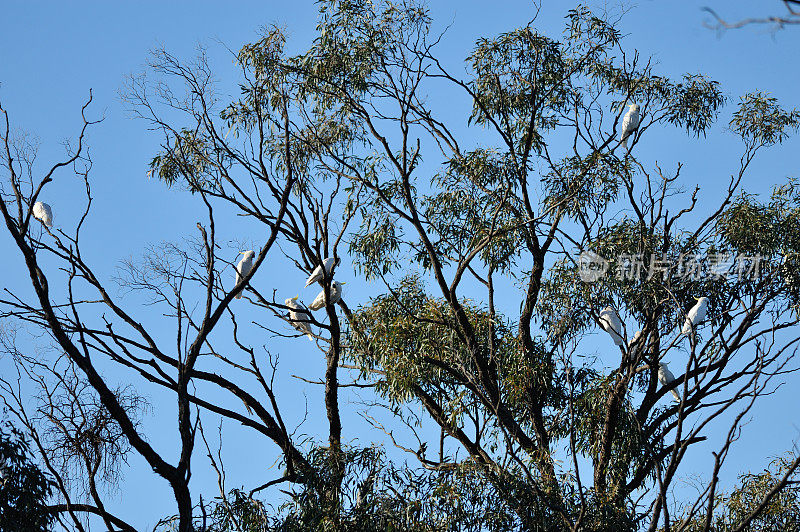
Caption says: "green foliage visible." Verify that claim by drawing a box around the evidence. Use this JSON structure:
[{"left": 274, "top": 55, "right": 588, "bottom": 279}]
[
  {"left": 149, "top": 129, "right": 215, "bottom": 192},
  {"left": 0, "top": 422, "right": 54, "bottom": 532},
  {"left": 679, "top": 455, "right": 800, "bottom": 531},
  {"left": 571, "top": 8, "right": 725, "bottom": 139},
  {"left": 468, "top": 26, "right": 568, "bottom": 152},
  {"left": 538, "top": 219, "right": 710, "bottom": 343},
  {"left": 349, "top": 210, "right": 403, "bottom": 279},
  {"left": 191, "top": 446, "right": 530, "bottom": 531},
  {"left": 298, "top": 0, "right": 430, "bottom": 116},
  {"left": 222, "top": 27, "right": 293, "bottom": 141},
  {"left": 425, "top": 150, "right": 524, "bottom": 273},
  {"left": 731, "top": 92, "right": 800, "bottom": 147},
  {"left": 543, "top": 152, "right": 629, "bottom": 218},
  {"left": 664, "top": 74, "right": 725, "bottom": 136},
  {"left": 718, "top": 181, "right": 800, "bottom": 256},
  {"left": 139, "top": 1, "right": 800, "bottom": 529},
  {"left": 571, "top": 375, "right": 650, "bottom": 489},
  {"left": 717, "top": 194, "right": 783, "bottom": 255},
  {"left": 717, "top": 179, "right": 800, "bottom": 307},
  {"left": 346, "top": 276, "right": 512, "bottom": 405},
  {"left": 565, "top": 6, "right": 622, "bottom": 53}
]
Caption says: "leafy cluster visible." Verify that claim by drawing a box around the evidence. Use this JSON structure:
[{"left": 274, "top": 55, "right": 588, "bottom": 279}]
[
  {"left": 0, "top": 422, "right": 54, "bottom": 532},
  {"left": 346, "top": 276, "right": 515, "bottom": 406},
  {"left": 680, "top": 455, "right": 800, "bottom": 531}
]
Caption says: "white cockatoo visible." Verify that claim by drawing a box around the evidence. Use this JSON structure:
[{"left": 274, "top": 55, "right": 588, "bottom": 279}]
[
  {"left": 285, "top": 296, "right": 314, "bottom": 341},
  {"left": 32, "top": 201, "right": 54, "bottom": 227},
  {"left": 658, "top": 362, "right": 680, "bottom": 401},
  {"left": 308, "top": 281, "right": 345, "bottom": 311},
  {"left": 304, "top": 257, "right": 341, "bottom": 288},
  {"left": 682, "top": 297, "right": 710, "bottom": 335},
  {"left": 598, "top": 306, "right": 624, "bottom": 346},
  {"left": 629, "top": 330, "right": 646, "bottom": 356},
  {"left": 620, "top": 103, "right": 641, "bottom": 150},
  {"left": 234, "top": 250, "right": 256, "bottom": 299}
]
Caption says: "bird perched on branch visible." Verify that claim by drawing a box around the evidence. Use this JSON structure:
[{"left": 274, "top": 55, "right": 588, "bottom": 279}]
[
  {"left": 234, "top": 250, "right": 255, "bottom": 299},
  {"left": 620, "top": 103, "right": 641, "bottom": 150},
  {"left": 309, "top": 281, "right": 345, "bottom": 311},
  {"left": 32, "top": 201, "right": 54, "bottom": 227},
  {"left": 658, "top": 362, "right": 681, "bottom": 401},
  {"left": 598, "top": 306, "right": 624, "bottom": 346},
  {"left": 629, "top": 330, "right": 646, "bottom": 357},
  {"left": 682, "top": 297, "right": 709, "bottom": 336},
  {"left": 285, "top": 296, "right": 314, "bottom": 341},
  {"left": 304, "top": 257, "right": 341, "bottom": 288}
]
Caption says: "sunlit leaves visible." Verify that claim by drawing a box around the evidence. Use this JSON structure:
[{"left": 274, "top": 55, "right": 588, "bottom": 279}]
[
  {"left": 717, "top": 181, "right": 800, "bottom": 306},
  {"left": 237, "top": 27, "right": 287, "bottom": 87},
  {"left": 680, "top": 455, "right": 800, "bottom": 531},
  {"left": 347, "top": 276, "right": 565, "bottom": 447},
  {"left": 537, "top": 218, "right": 733, "bottom": 342},
  {"left": 349, "top": 212, "right": 403, "bottom": 280},
  {"left": 731, "top": 92, "right": 800, "bottom": 147},
  {"left": 347, "top": 277, "right": 511, "bottom": 407},
  {"left": 220, "top": 27, "right": 291, "bottom": 138},
  {"left": 268, "top": 445, "right": 529, "bottom": 531},
  {"left": 543, "top": 152, "right": 628, "bottom": 218},
  {"left": 664, "top": 74, "right": 725, "bottom": 136},
  {"left": 149, "top": 129, "right": 216, "bottom": 193},
  {"left": 423, "top": 150, "right": 523, "bottom": 273},
  {"left": 718, "top": 183, "right": 800, "bottom": 258},
  {"left": 468, "top": 27, "right": 568, "bottom": 152},
  {"left": 565, "top": 6, "right": 621, "bottom": 53},
  {"left": 571, "top": 377, "right": 648, "bottom": 487},
  {"left": 536, "top": 258, "right": 592, "bottom": 344},
  {"left": 585, "top": 62, "right": 724, "bottom": 139},
  {"left": 348, "top": 277, "right": 469, "bottom": 404},
  {"left": 445, "top": 148, "right": 516, "bottom": 190},
  {"left": 298, "top": 0, "right": 431, "bottom": 117},
  {"left": 716, "top": 193, "right": 782, "bottom": 255}
]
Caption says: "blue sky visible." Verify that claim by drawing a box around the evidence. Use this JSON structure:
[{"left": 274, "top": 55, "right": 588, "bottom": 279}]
[{"left": 1, "top": 1, "right": 799, "bottom": 529}]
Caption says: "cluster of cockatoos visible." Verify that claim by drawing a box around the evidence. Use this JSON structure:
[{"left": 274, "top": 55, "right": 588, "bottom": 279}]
[
  {"left": 597, "top": 297, "right": 710, "bottom": 402},
  {"left": 25, "top": 102, "right": 691, "bottom": 374},
  {"left": 594, "top": 103, "right": 707, "bottom": 402},
  {"left": 234, "top": 251, "right": 343, "bottom": 341},
  {"left": 30, "top": 197, "right": 343, "bottom": 343}
]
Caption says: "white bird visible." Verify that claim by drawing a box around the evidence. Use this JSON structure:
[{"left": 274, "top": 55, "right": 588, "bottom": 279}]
[
  {"left": 620, "top": 103, "right": 641, "bottom": 150},
  {"left": 304, "top": 257, "right": 341, "bottom": 288},
  {"left": 598, "top": 306, "right": 624, "bottom": 346},
  {"left": 285, "top": 296, "right": 314, "bottom": 341},
  {"left": 629, "top": 330, "right": 646, "bottom": 356},
  {"left": 682, "top": 297, "right": 710, "bottom": 335},
  {"left": 32, "top": 201, "right": 54, "bottom": 227},
  {"left": 658, "top": 362, "right": 681, "bottom": 401},
  {"left": 234, "top": 250, "right": 256, "bottom": 299},
  {"left": 308, "top": 281, "right": 345, "bottom": 311}
]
